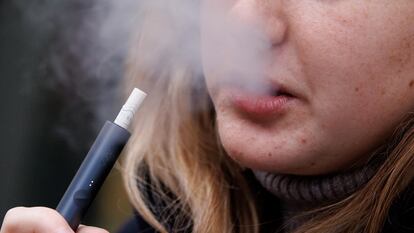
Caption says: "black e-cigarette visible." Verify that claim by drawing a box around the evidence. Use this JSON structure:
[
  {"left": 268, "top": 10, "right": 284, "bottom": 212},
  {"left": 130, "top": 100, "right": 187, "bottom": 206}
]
[{"left": 56, "top": 88, "right": 146, "bottom": 231}]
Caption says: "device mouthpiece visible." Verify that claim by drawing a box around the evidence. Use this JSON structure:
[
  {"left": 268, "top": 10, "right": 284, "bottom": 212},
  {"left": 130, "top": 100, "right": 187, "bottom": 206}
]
[{"left": 114, "top": 88, "right": 147, "bottom": 130}]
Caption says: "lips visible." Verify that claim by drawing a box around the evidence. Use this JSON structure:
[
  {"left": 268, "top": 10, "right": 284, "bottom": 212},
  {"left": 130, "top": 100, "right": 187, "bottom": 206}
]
[{"left": 229, "top": 83, "right": 296, "bottom": 117}]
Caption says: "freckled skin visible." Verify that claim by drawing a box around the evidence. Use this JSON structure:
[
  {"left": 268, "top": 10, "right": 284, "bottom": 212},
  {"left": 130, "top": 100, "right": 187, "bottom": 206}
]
[{"left": 201, "top": 1, "right": 414, "bottom": 175}]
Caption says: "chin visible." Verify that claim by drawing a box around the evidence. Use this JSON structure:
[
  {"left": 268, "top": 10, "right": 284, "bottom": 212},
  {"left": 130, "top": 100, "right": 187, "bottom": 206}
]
[
  {"left": 214, "top": 98, "right": 341, "bottom": 175},
  {"left": 227, "top": 150, "right": 317, "bottom": 175},
  {"left": 219, "top": 133, "right": 319, "bottom": 175},
  {"left": 218, "top": 127, "right": 339, "bottom": 175}
]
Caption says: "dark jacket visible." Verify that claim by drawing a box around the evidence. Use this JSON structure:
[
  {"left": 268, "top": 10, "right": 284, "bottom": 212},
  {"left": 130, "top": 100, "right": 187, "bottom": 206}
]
[{"left": 118, "top": 173, "right": 414, "bottom": 233}]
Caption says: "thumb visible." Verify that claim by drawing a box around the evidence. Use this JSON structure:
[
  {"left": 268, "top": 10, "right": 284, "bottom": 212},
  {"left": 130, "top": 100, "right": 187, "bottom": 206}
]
[{"left": 76, "top": 225, "right": 109, "bottom": 233}]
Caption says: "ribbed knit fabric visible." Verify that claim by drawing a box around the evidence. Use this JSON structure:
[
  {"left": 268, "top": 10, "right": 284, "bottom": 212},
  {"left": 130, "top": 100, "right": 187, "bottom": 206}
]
[{"left": 253, "top": 156, "right": 385, "bottom": 232}]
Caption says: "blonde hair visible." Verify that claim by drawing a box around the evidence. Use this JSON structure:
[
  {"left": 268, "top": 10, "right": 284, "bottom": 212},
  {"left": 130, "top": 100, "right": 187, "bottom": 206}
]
[{"left": 121, "top": 3, "right": 414, "bottom": 233}]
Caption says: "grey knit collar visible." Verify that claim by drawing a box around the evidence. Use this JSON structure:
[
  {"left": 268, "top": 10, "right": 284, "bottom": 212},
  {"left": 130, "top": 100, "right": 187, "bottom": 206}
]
[{"left": 253, "top": 156, "right": 384, "bottom": 204}]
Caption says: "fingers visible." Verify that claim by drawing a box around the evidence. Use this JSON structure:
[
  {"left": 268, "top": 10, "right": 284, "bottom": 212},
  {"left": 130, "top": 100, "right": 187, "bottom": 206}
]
[
  {"left": 1, "top": 207, "right": 109, "bottom": 233},
  {"left": 77, "top": 225, "right": 109, "bottom": 233},
  {"left": 1, "top": 207, "right": 73, "bottom": 233}
]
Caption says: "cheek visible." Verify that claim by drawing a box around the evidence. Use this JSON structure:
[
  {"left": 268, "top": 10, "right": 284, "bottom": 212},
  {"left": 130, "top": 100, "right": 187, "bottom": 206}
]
[
  {"left": 295, "top": 3, "right": 414, "bottom": 106},
  {"left": 290, "top": 2, "right": 414, "bottom": 160}
]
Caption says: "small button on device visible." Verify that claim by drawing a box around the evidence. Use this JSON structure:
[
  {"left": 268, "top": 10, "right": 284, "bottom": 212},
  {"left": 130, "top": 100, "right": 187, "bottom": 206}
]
[{"left": 74, "top": 189, "right": 92, "bottom": 208}]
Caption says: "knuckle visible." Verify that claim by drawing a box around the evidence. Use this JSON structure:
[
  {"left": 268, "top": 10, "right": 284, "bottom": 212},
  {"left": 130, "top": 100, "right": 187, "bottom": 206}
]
[
  {"left": 94, "top": 229, "right": 109, "bottom": 233},
  {"left": 31, "top": 207, "right": 69, "bottom": 226},
  {"left": 77, "top": 226, "right": 109, "bottom": 233},
  {"left": 31, "top": 207, "right": 57, "bottom": 216},
  {"left": 2, "top": 207, "right": 27, "bottom": 231},
  {"left": 1, "top": 207, "right": 68, "bottom": 233},
  {"left": 95, "top": 230, "right": 109, "bottom": 233},
  {"left": 5, "top": 207, "right": 26, "bottom": 217}
]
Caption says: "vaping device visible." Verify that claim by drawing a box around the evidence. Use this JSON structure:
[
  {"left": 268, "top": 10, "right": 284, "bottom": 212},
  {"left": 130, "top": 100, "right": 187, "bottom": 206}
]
[{"left": 56, "top": 88, "right": 146, "bottom": 231}]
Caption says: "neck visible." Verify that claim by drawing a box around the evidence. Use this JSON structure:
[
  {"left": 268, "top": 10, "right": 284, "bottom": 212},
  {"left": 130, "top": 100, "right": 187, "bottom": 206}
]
[{"left": 252, "top": 155, "right": 386, "bottom": 231}]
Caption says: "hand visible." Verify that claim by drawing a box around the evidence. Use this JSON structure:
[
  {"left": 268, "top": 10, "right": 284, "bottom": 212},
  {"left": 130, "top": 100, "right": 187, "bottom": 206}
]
[{"left": 1, "top": 207, "right": 108, "bottom": 233}]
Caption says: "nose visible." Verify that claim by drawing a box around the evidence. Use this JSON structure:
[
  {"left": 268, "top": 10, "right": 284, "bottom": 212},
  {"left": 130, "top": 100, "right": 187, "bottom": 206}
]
[{"left": 231, "top": 0, "right": 288, "bottom": 47}]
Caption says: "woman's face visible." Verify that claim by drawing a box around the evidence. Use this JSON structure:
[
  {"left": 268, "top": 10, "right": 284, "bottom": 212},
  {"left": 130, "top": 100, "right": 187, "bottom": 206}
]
[{"left": 200, "top": 0, "right": 414, "bottom": 175}]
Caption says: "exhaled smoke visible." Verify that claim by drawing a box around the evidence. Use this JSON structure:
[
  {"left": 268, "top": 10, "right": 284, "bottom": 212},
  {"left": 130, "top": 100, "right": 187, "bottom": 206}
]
[
  {"left": 15, "top": 0, "right": 272, "bottom": 152},
  {"left": 19, "top": 0, "right": 273, "bottom": 98},
  {"left": 114, "top": 0, "right": 272, "bottom": 96},
  {"left": 13, "top": 0, "right": 147, "bottom": 153},
  {"left": 44, "top": 0, "right": 271, "bottom": 100}
]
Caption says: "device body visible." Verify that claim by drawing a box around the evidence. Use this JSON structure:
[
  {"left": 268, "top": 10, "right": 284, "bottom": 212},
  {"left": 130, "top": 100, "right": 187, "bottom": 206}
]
[
  {"left": 56, "top": 121, "right": 130, "bottom": 230},
  {"left": 55, "top": 88, "right": 146, "bottom": 230}
]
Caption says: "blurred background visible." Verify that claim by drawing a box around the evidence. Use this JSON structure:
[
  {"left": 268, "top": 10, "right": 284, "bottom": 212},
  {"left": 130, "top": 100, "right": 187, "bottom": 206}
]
[{"left": 0, "top": 0, "right": 137, "bottom": 231}]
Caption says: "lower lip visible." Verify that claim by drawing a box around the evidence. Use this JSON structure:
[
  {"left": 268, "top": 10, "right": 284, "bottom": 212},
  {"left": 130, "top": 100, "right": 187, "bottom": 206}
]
[{"left": 230, "top": 90, "right": 294, "bottom": 116}]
